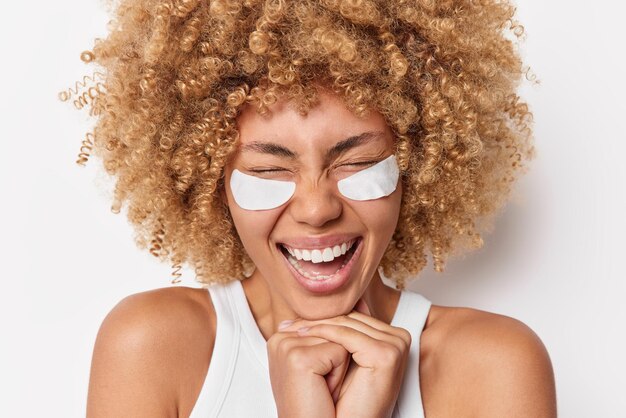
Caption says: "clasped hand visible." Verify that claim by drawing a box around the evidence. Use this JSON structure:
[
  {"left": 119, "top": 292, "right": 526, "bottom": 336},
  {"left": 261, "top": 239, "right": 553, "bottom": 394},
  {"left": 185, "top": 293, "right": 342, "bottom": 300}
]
[{"left": 267, "top": 298, "right": 412, "bottom": 418}]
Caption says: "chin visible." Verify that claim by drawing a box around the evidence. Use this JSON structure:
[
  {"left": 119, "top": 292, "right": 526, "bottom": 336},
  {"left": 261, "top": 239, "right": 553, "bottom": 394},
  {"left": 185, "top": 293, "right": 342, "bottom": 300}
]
[{"left": 289, "top": 294, "right": 357, "bottom": 320}]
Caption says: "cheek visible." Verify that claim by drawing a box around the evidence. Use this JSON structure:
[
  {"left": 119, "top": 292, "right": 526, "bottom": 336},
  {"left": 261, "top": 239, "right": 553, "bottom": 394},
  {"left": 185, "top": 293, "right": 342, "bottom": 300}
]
[
  {"left": 228, "top": 204, "right": 282, "bottom": 256},
  {"left": 353, "top": 189, "right": 402, "bottom": 237},
  {"left": 224, "top": 178, "right": 282, "bottom": 254},
  {"left": 223, "top": 176, "right": 278, "bottom": 243}
]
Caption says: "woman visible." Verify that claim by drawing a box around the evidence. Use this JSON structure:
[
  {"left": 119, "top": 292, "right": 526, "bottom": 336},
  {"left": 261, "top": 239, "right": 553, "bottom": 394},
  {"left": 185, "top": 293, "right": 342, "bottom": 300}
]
[{"left": 71, "top": 0, "right": 556, "bottom": 416}]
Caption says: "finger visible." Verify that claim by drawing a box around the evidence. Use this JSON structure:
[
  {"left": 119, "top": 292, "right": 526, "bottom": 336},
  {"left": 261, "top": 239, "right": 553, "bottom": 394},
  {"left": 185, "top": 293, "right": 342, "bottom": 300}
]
[
  {"left": 282, "top": 315, "right": 406, "bottom": 351},
  {"left": 279, "top": 338, "right": 350, "bottom": 399},
  {"left": 319, "top": 343, "right": 350, "bottom": 399},
  {"left": 297, "top": 324, "right": 389, "bottom": 366},
  {"left": 295, "top": 340, "right": 350, "bottom": 377},
  {"left": 329, "top": 356, "right": 351, "bottom": 403},
  {"left": 281, "top": 315, "right": 384, "bottom": 340},
  {"left": 346, "top": 311, "right": 412, "bottom": 346},
  {"left": 300, "top": 324, "right": 408, "bottom": 373},
  {"left": 279, "top": 305, "right": 409, "bottom": 346},
  {"left": 268, "top": 330, "right": 335, "bottom": 357}
]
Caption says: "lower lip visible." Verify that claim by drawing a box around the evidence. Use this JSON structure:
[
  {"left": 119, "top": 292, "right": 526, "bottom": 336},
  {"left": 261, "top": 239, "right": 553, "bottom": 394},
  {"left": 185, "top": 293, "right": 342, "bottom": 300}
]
[{"left": 280, "top": 239, "right": 363, "bottom": 294}]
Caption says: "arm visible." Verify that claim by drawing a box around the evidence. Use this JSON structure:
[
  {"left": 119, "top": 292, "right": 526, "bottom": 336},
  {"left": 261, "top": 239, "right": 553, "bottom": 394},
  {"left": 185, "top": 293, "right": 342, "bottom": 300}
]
[
  {"left": 474, "top": 316, "right": 557, "bottom": 417},
  {"left": 444, "top": 310, "right": 557, "bottom": 418},
  {"left": 86, "top": 288, "right": 214, "bottom": 418}
]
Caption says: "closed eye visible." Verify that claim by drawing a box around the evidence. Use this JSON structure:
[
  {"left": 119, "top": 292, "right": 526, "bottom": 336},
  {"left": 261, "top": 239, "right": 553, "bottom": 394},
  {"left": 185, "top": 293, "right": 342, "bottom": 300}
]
[
  {"left": 339, "top": 160, "right": 379, "bottom": 168},
  {"left": 248, "top": 168, "right": 288, "bottom": 173},
  {"left": 248, "top": 160, "right": 379, "bottom": 174}
]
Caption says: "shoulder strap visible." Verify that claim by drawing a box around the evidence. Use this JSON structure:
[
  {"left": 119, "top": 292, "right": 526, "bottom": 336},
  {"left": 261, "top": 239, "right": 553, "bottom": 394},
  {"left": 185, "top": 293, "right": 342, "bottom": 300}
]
[
  {"left": 390, "top": 290, "right": 432, "bottom": 418},
  {"left": 188, "top": 282, "right": 241, "bottom": 418}
]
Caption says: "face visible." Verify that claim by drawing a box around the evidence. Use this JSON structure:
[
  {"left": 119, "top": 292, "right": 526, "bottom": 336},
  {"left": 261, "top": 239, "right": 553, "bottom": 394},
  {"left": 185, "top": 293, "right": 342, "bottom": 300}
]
[{"left": 223, "top": 89, "right": 402, "bottom": 319}]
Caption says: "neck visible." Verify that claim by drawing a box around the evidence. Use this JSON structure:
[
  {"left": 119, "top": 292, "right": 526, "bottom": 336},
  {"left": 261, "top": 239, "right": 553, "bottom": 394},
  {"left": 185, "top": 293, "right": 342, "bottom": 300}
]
[{"left": 241, "top": 268, "right": 401, "bottom": 341}]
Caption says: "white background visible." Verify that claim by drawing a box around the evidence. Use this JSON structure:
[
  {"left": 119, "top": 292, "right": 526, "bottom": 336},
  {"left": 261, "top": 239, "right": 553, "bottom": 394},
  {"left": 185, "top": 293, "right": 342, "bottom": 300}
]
[{"left": 1, "top": 0, "right": 624, "bottom": 416}]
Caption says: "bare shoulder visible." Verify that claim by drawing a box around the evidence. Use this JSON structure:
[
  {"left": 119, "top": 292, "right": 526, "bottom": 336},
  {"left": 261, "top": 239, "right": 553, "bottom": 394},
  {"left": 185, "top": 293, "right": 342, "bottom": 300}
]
[
  {"left": 86, "top": 286, "right": 216, "bottom": 418},
  {"left": 420, "top": 305, "right": 557, "bottom": 418}
]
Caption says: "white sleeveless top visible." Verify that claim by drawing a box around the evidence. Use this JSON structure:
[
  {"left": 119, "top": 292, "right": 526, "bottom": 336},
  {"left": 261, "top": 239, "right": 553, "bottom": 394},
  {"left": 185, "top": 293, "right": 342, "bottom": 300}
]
[{"left": 189, "top": 279, "right": 432, "bottom": 418}]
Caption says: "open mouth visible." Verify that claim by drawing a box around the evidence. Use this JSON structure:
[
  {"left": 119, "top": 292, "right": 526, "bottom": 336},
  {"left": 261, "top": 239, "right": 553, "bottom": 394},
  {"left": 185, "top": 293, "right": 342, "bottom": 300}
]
[{"left": 278, "top": 238, "right": 362, "bottom": 281}]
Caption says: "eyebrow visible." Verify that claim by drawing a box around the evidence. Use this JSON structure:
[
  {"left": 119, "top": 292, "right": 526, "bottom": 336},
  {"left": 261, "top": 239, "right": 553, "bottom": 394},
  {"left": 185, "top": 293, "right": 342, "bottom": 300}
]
[{"left": 241, "top": 131, "right": 385, "bottom": 159}]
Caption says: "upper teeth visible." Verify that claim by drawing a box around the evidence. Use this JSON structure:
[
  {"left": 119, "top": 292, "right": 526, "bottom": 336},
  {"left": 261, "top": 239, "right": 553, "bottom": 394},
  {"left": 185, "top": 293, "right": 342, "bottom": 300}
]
[{"left": 283, "top": 240, "right": 356, "bottom": 264}]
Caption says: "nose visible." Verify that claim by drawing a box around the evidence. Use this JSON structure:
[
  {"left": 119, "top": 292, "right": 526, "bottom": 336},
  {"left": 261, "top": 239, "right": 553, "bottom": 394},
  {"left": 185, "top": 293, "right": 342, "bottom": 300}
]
[{"left": 288, "top": 178, "right": 343, "bottom": 228}]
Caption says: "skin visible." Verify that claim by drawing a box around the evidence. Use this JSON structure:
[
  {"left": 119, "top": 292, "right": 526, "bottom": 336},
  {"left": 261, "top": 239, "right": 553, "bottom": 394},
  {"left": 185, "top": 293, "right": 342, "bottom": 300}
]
[
  {"left": 224, "top": 88, "right": 403, "bottom": 332},
  {"left": 86, "top": 90, "right": 557, "bottom": 418}
]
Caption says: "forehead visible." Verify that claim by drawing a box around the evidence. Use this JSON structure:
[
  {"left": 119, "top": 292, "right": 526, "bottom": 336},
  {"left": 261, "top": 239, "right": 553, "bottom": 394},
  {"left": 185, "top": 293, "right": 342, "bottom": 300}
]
[{"left": 235, "top": 90, "right": 394, "bottom": 152}]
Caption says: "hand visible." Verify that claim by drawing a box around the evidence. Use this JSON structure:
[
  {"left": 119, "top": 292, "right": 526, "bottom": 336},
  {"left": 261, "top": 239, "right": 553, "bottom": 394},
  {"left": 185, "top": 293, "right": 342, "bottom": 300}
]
[
  {"left": 279, "top": 298, "right": 412, "bottom": 418},
  {"left": 267, "top": 324, "right": 351, "bottom": 418}
]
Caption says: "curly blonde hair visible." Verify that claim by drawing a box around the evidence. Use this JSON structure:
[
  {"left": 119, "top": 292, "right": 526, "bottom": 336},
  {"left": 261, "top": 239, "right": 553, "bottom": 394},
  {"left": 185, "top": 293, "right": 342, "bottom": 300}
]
[{"left": 62, "top": 0, "right": 535, "bottom": 290}]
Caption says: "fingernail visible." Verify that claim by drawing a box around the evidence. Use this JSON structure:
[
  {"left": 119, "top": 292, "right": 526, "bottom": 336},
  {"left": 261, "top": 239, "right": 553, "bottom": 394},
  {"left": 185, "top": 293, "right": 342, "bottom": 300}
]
[
  {"left": 278, "top": 320, "right": 295, "bottom": 330},
  {"left": 297, "top": 327, "right": 310, "bottom": 334}
]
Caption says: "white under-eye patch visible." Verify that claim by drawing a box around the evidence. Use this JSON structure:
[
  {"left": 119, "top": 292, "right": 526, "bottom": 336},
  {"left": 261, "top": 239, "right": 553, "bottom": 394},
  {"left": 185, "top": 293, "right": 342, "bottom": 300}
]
[
  {"left": 230, "top": 170, "right": 296, "bottom": 210},
  {"left": 337, "top": 154, "right": 399, "bottom": 201},
  {"left": 229, "top": 154, "right": 399, "bottom": 210}
]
